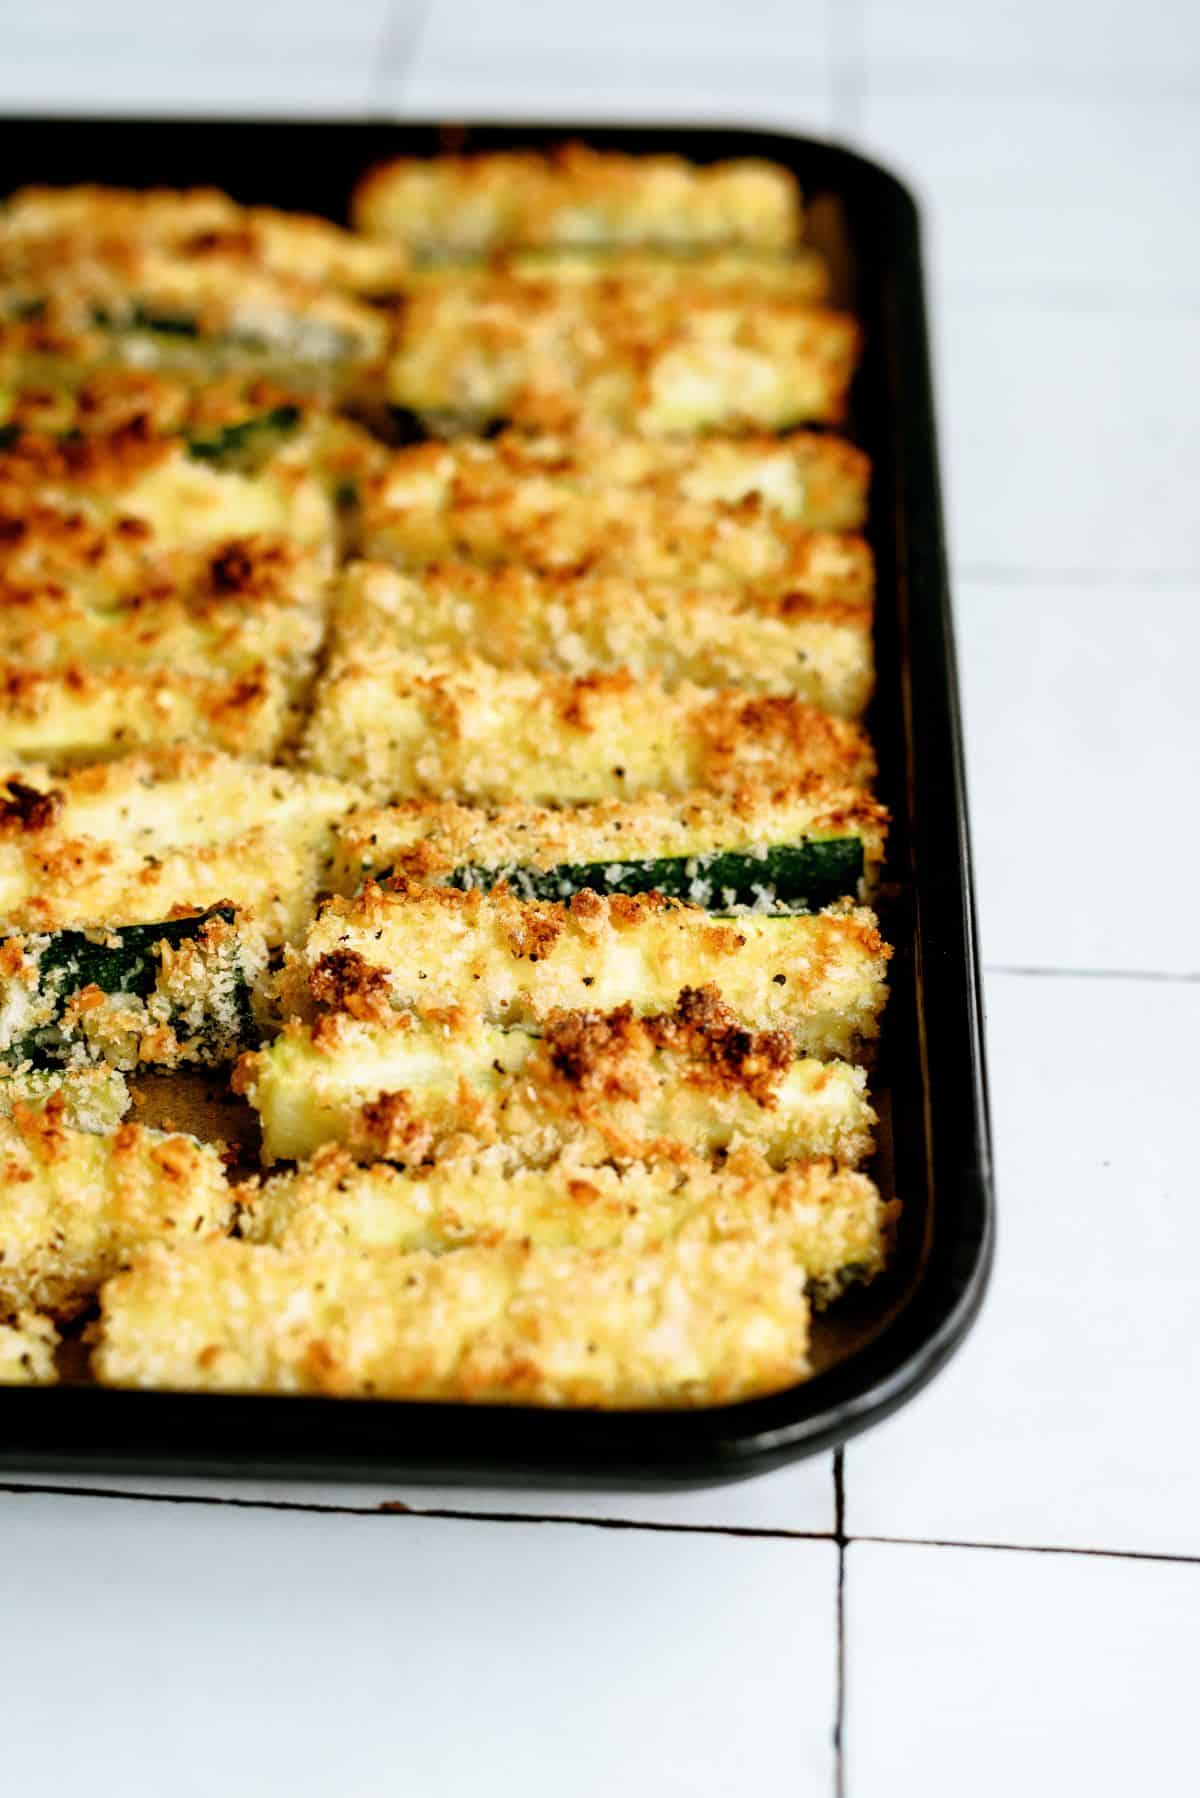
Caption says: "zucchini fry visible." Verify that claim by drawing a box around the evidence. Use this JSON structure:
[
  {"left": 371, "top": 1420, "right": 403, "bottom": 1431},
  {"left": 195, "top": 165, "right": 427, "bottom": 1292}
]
[
  {"left": 1, "top": 183, "right": 409, "bottom": 295},
  {"left": 0, "top": 1106, "right": 232, "bottom": 1318},
  {"left": 0, "top": 752, "right": 361, "bottom": 946},
  {"left": 386, "top": 279, "right": 858, "bottom": 433},
  {"left": 411, "top": 244, "right": 830, "bottom": 304},
  {"left": 94, "top": 1232, "right": 811, "bottom": 1405},
  {"left": 236, "top": 988, "right": 877, "bottom": 1167},
  {"left": 364, "top": 444, "right": 871, "bottom": 590},
  {"left": 0, "top": 1065, "right": 129, "bottom": 1133},
  {"left": 353, "top": 144, "right": 803, "bottom": 255},
  {"left": 330, "top": 783, "right": 888, "bottom": 912},
  {"left": 301, "top": 661, "right": 875, "bottom": 804},
  {"left": 0, "top": 905, "right": 266, "bottom": 1072},
  {"left": 285, "top": 884, "right": 890, "bottom": 1061},
  {"left": 331, "top": 560, "right": 873, "bottom": 716},
  {"left": 243, "top": 1142, "right": 894, "bottom": 1304},
  {"left": 370, "top": 428, "right": 868, "bottom": 531}
]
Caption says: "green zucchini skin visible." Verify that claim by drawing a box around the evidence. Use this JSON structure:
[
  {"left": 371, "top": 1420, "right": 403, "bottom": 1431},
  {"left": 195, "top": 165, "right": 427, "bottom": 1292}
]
[
  {"left": 0, "top": 407, "right": 302, "bottom": 471},
  {"left": 0, "top": 905, "right": 260, "bottom": 1070},
  {"left": 185, "top": 404, "right": 303, "bottom": 470},
  {"left": 440, "top": 839, "right": 865, "bottom": 911}
]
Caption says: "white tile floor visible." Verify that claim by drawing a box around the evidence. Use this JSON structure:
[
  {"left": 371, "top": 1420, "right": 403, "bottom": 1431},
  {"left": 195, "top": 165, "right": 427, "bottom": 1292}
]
[{"left": 2, "top": 1, "right": 1197, "bottom": 1789}]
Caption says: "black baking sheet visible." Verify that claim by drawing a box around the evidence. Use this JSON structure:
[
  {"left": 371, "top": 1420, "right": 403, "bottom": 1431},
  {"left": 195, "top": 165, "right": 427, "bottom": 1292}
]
[{"left": 0, "top": 117, "right": 993, "bottom": 1486}]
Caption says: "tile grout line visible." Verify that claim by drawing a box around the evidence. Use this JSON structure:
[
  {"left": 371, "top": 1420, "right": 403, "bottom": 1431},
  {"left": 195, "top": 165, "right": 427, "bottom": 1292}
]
[
  {"left": 369, "top": 0, "right": 436, "bottom": 111},
  {"left": 833, "top": 1450, "right": 847, "bottom": 1798},
  {"left": 0, "top": 1478, "right": 835, "bottom": 1541},
  {"left": 850, "top": 1532, "right": 1200, "bottom": 1569},
  {"left": 827, "top": 0, "right": 866, "bottom": 137}
]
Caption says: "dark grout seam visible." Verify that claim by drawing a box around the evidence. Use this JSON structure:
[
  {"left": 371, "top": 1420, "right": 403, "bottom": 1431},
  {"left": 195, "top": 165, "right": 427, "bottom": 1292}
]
[
  {"left": 852, "top": 1532, "right": 1200, "bottom": 1569},
  {"left": 0, "top": 1479, "right": 834, "bottom": 1542},
  {"left": 985, "top": 963, "right": 1200, "bottom": 985}
]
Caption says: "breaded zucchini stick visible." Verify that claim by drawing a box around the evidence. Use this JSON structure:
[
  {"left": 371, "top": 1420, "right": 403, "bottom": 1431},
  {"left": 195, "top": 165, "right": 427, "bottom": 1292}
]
[
  {"left": 353, "top": 144, "right": 803, "bottom": 255},
  {"left": 285, "top": 884, "right": 891, "bottom": 1061},
  {"left": 330, "top": 783, "right": 888, "bottom": 912},
  {"left": 243, "top": 1142, "right": 895, "bottom": 1304},
  {"left": 1, "top": 183, "right": 409, "bottom": 295},
  {"left": 301, "top": 661, "right": 875, "bottom": 804},
  {"left": 385, "top": 280, "right": 858, "bottom": 432},
  {"left": 235, "top": 988, "right": 877, "bottom": 1167},
  {"left": 364, "top": 449, "right": 871, "bottom": 591},
  {"left": 0, "top": 660, "right": 300, "bottom": 765},
  {"left": 94, "top": 1233, "right": 811, "bottom": 1405},
  {"left": 367, "top": 428, "right": 869, "bottom": 532},
  {"left": 0, "top": 1105, "right": 233, "bottom": 1317},
  {"left": 0, "top": 752, "right": 360, "bottom": 946},
  {"left": 330, "top": 560, "right": 873, "bottom": 717},
  {"left": 0, "top": 411, "right": 377, "bottom": 564},
  {"left": 0, "top": 905, "right": 266, "bottom": 1071}
]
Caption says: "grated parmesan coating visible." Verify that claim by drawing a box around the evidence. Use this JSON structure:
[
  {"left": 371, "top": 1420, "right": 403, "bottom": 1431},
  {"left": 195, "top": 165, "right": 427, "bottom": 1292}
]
[
  {"left": 329, "top": 559, "right": 873, "bottom": 716},
  {"left": 364, "top": 442, "right": 871, "bottom": 589},
  {"left": 0, "top": 1308, "right": 59, "bottom": 1383},
  {"left": 0, "top": 237, "right": 389, "bottom": 387},
  {"left": 330, "top": 782, "right": 888, "bottom": 898},
  {"left": 0, "top": 1065, "right": 130, "bottom": 1133},
  {"left": 0, "top": 658, "right": 299, "bottom": 764},
  {"left": 0, "top": 1103, "right": 233, "bottom": 1318},
  {"left": 0, "top": 414, "right": 379, "bottom": 564},
  {"left": 0, "top": 907, "right": 267, "bottom": 1072},
  {"left": 93, "top": 1232, "right": 811, "bottom": 1406},
  {"left": 242, "top": 1141, "right": 896, "bottom": 1304},
  {"left": 384, "top": 278, "right": 858, "bottom": 432},
  {"left": 1, "top": 184, "right": 409, "bottom": 295},
  {"left": 301, "top": 659, "right": 875, "bottom": 804},
  {"left": 236, "top": 990, "right": 877, "bottom": 1169},
  {"left": 0, "top": 750, "right": 362, "bottom": 944},
  {"left": 284, "top": 883, "right": 891, "bottom": 1061},
  {"left": 353, "top": 144, "right": 803, "bottom": 255}
]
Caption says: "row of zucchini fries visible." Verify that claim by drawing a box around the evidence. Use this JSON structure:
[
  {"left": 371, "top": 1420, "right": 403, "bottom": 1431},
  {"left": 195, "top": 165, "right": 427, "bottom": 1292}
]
[{"left": 0, "top": 144, "right": 896, "bottom": 1407}]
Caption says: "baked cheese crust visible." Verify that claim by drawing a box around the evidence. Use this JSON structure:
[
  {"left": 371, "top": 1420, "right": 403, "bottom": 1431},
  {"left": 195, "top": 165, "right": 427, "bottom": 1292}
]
[
  {"left": 94, "top": 1232, "right": 810, "bottom": 1405},
  {"left": 385, "top": 279, "right": 858, "bottom": 432},
  {"left": 329, "top": 560, "right": 872, "bottom": 716},
  {"left": 329, "top": 781, "right": 889, "bottom": 898},
  {"left": 243, "top": 1141, "right": 894, "bottom": 1303},
  {"left": 301, "top": 659, "right": 875, "bottom": 803},
  {"left": 353, "top": 144, "right": 804, "bottom": 255},
  {"left": 0, "top": 1308, "right": 58, "bottom": 1383},
  {"left": 0, "top": 750, "right": 360, "bottom": 943},
  {"left": 364, "top": 442, "right": 871, "bottom": 590},
  {"left": 366, "top": 428, "right": 869, "bottom": 530},
  {"left": 235, "top": 987, "right": 877, "bottom": 1167},
  {"left": 283, "top": 883, "right": 890, "bottom": 1061},
  {"left": 2, "top": 184, "right": 410, "bottom": 294},
  {"left": 0, "top": 1103, "right": 232, "bottom": 1317}
]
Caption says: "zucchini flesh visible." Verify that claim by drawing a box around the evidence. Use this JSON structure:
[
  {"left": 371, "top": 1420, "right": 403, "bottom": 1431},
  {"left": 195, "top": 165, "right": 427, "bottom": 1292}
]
[{"left": 442, "top": 839, "right": 865, "bottom": 911}]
